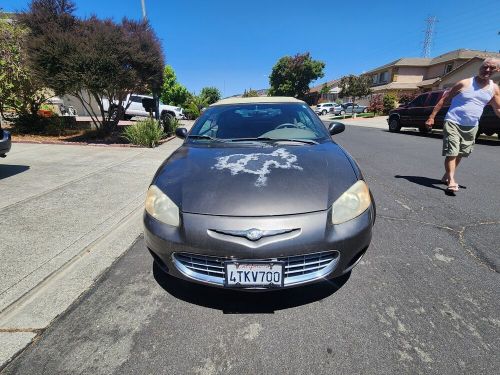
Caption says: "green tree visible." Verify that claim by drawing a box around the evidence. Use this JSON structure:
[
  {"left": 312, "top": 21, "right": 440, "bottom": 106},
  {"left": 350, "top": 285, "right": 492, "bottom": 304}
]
[
  {"left": 184, "top": 94, "right": 208, "bottom": 120},
  {"left": 320, "top": 83, "right": 331, "bottom": 95},
  {"left": 339, "top": 75, "right": 372, "bottom": 106},
  {"left": 268, "top": 52, "right": 325, "bottom": 99},
  {"left": 160, "top": 65, "right": 190, "bottom": 106},
  {"left": 242, "top": 89, "right": 259, "bottom": 97},
  {"left": 0, "top": 13, "right": 49, "bottom": 124},
  {"left": 200, "top": 86, "right": 221, "bottom": 105},
  {"left": 383, "top": 92, "right": 398, "bottom": 114},
  {"left": 21, "top": 0, "right": 164, "bottom": 133}
]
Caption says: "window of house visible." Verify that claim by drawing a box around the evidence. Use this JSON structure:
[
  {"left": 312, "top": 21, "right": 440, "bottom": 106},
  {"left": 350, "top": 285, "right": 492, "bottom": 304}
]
[
  {"left": 380, "top": 71, "right": 389, "bottom": 83},
  {"left": 372, "top": 75, "right": 378, "bottom": 84},
  {"left": 444, "top": 63, "right": 453, "bottom": 74}
]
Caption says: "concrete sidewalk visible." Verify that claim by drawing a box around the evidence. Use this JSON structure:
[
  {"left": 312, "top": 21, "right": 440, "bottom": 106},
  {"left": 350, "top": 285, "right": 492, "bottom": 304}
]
[{"left": 0, "top": 122, "right": 193, "bottom": 368}]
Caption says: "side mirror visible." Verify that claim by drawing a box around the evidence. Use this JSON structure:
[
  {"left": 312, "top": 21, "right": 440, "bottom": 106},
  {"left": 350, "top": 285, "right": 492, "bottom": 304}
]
[
  {"left": 328, "top": 122, "right": 345, "bottom": 135},
  {"left": 175, "top": 127, "right": 188, "bottom": 139}
]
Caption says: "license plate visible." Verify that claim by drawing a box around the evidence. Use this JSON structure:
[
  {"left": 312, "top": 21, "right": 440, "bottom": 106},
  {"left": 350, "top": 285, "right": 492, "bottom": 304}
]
[{"left": 224, "top": 262, "right": 284, "bottom": 288}]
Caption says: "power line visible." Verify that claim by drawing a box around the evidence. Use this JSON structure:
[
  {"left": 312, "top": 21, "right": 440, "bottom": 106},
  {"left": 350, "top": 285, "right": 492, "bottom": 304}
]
[{"left": 422, "top": 16, "right": 438, "bottom": 58}]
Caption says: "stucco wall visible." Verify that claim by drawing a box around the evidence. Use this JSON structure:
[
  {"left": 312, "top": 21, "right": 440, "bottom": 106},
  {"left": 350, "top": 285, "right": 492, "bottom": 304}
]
[
  {"left": 394, "top": 66, "right": 426, "bottom": 83},
  {"left": 439, "top": 61, "right": 500, "bottom": 89}
]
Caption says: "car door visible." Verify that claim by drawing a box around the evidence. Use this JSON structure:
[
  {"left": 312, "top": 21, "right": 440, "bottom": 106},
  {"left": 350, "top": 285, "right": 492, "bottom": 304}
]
[
  {"left": 405, "top": 93, "right": 428, "bottom": 127},
  {"left": 127, "top": 95, "right": 146, "bottom": 116},
  {"left": 422, "top": 92, "right": 444, "bottom": 128}
]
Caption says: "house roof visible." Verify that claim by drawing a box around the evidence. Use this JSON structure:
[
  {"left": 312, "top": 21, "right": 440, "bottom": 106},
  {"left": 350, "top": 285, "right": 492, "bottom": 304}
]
[
  {"left": 364, "top": 49, "right": 500, "bottom": 75},
  {"left": 429, "top": 49, "right": 500, "bottom": 65},
  {"left": 309, "top": 79, "right": 342, "bottom": 93},
  {"left": 417, "top": 78, "right": 441, "bottom": 87},
  {"left": 370, "top": 82, "right": 421, "bottom": 91}
]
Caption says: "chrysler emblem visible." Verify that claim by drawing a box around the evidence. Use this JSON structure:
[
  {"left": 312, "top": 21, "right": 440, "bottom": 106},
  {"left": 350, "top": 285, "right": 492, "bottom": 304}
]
[
  {"left": 246, "top": 228, "right": 264, "bottom": 241},
  {"left": 211, "top": 228, "right": 297, "bottom": 241}
]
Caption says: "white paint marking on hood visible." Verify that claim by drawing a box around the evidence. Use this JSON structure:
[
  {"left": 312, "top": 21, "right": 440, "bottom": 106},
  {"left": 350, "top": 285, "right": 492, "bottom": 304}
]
[{"left": 212, "top": 148, "right": 303, "bottom": 187}]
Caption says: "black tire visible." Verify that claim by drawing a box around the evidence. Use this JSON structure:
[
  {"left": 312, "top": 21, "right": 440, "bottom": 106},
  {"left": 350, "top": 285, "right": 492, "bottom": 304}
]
[
  {"left": 340, "top": 110, "right": 345, "bottom": 115},
  {"left": 363, "top": 108, "right": 368, "bottom": 113},
  {"left": 321, "top": 110, "right": 327, "bottom": 115},
  {"left": 110, "top": 105, "right": 124, "bottom": 121},
  {"left": 388, "top": 117, "right": 401, "bottom": 132}
]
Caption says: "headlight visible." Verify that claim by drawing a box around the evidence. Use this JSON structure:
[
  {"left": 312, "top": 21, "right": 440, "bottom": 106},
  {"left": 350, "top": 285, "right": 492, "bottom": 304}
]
[
  {"left": 331, "top": 180, "right": 371, "bottom": 224},
  {"left": 145, "top": 185, "right": 180, "bottom": 227}
]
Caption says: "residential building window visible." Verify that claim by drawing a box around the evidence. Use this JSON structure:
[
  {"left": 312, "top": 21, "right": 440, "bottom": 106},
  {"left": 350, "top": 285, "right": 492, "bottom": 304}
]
[
  {"left": 372, "top": 75, "right": 378, "bottom": 84},
  {"left": 444, "top": 63, "right": 453, "bottom": 74},
  {"left": 380, "top": 71, "right": 389, "bottom": 83}
]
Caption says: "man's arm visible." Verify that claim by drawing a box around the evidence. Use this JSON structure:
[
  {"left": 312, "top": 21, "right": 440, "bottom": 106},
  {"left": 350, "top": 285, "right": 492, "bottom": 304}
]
[
  {"left": 488, "top": 84, "right": 500, "bottom": 118},
  {"left": 425, "top": 81, "right": 465, "bottom": 127}
]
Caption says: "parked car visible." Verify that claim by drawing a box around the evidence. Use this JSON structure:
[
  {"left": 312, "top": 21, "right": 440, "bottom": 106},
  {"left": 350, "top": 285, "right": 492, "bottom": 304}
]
[
  {"left": 329, "top": 104, "right": 346, "bottom": 115},
  {"left": 144, "top": 97, "right": 376, "bottom": 290},
  {"left": 315, "top": 102, "right": 336, "bottom": 115},
  {"left": 343, "top": 103, "right": 368, "bottom": 114},
  {"left": 0, "top": 124, "right": 11, "bottom": 158},
  {"left": 102, "top": 94, "right": 185, "bottom": 121},
  {"left": 387, "top": 90, "right": 500, "bottom": 138}
]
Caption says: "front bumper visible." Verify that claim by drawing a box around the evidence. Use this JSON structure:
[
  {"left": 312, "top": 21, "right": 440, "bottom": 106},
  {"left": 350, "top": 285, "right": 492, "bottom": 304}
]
[
  {"left": 144, "top": 205, "right": 375, "bottom": 289},
  {"left": 0, "top": 130, "right": 12, "bottom": 157}
]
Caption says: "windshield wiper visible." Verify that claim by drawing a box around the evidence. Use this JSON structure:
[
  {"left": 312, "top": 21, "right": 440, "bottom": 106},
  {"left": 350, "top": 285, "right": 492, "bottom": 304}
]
[
  {"left": 228, "top": 137, "right": 318, "bottom": 145},
  {"left": 187, "top": 134, "right": 221, "bottom": 141}
]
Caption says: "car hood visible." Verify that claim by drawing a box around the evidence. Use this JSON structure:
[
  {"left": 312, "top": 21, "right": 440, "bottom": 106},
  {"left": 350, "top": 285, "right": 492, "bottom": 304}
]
[{"left": 153, "top": 143, "right": 357, "bottom": 216}]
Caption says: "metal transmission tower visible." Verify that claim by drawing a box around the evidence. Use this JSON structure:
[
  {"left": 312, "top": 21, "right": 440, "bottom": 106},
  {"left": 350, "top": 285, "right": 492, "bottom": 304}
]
[{"left": 422, "top": 16, "right": 438, "bottom": 58}]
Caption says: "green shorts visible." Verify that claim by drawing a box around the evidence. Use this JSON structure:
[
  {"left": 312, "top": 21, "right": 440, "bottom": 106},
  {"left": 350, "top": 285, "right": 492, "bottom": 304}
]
[{"left": 442, "top": 121, "right": 478, "bottom": 157}]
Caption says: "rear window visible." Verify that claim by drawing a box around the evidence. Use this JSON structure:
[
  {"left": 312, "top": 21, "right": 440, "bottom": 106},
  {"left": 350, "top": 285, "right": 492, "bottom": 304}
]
[{"left": 409, "top": 94, "right": 427, "bottom": 107}]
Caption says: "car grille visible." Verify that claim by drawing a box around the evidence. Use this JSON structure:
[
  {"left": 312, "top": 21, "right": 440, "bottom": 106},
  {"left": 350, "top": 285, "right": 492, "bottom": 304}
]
[{"left": 172, "top": 251, "right": 340, "bottom": 287}]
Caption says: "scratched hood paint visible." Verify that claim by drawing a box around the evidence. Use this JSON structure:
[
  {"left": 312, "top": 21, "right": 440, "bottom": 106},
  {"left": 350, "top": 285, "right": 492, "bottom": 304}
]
[{"left": 153, "top": 143, "right": 357, "bottom": 216}]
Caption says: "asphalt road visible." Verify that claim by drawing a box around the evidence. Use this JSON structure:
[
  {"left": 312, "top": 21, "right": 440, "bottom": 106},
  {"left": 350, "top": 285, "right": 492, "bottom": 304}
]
[{"left": 3, "top": 125, "right": 499, "bottom": 375}]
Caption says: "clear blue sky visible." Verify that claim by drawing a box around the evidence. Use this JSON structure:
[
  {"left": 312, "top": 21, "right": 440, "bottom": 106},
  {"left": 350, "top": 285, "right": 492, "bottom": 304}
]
[{"left": 3, "top": 0, "right": 500, "bottom": 97}]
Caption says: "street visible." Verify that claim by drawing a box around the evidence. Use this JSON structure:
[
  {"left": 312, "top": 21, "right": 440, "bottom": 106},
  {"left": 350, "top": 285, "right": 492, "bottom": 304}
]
[{"left": 2, "top": 124, "right": 500, "bottom": 374}]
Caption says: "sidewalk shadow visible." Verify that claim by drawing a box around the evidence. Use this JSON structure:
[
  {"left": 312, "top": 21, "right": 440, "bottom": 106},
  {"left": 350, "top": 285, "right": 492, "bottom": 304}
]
[
  {"left": 0, "top": 164, "right": 30, "bottom": 180},
  {"left": 153, "top": 262, "right": 350, "bottom": 313},
  {"left": 395, "top": 175, "right": 467, "bottom": 193}
]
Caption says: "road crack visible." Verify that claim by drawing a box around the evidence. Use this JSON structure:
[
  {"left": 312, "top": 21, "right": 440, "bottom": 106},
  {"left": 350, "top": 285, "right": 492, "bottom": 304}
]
[{"left": 378, "top": 215, "right": 499, "bottom": 273}]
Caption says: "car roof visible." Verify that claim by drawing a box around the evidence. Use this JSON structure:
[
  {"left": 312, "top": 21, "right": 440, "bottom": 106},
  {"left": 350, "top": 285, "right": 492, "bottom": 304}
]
[{"left": 210, "top": 96, "right": 305, "bottom": 106}]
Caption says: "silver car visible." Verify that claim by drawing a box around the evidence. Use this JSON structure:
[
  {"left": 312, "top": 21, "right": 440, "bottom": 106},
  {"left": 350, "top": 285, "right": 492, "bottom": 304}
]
[{"left": 144, "top": 97, "right": 375, "bottom": 290}]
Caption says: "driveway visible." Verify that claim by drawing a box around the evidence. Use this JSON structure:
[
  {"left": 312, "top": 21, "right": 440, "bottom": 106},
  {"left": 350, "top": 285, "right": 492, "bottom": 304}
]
[{"left": 0, "top": 132, "right": 187, "bottom": 366}]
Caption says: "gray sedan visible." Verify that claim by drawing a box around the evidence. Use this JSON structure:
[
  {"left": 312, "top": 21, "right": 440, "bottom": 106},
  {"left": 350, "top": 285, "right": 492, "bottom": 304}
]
[{"left": 144, "top": 97, "right": 375, "bottom": 290}]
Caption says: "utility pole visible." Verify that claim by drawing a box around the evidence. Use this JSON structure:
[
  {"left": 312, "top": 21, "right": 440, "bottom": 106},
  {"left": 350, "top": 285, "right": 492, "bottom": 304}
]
[
  {"left": 422, "top": 16, "right": 438, "bottom": 58},
  {"left": 141, "top": 0, "right": 147, "bottom": 21}
]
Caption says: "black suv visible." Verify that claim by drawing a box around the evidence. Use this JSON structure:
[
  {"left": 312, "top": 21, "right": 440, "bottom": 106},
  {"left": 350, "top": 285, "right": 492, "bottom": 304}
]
[
  {"left": 387, "top": 90, "right": 500, "bottom": 138},
  {"left": 0, "top": 123, "right": 11, "bottom": 158}
]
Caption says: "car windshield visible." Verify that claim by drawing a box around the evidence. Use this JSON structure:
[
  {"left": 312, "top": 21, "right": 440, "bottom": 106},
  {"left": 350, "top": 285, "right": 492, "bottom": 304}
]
[{"left": 189, "top": 103, "right": 330, "bottom": 142}]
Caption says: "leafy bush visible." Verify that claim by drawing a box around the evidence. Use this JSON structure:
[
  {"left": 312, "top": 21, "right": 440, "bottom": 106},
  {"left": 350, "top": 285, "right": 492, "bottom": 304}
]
[
  {"left": 383, "top": 93, "right": 398, "bottom": 114},
  {"left": 122, "top": 118, "right": 164, "bottom": 147},
  {"left": 368, "top": 94, "right": 384, "bottom": 115}
]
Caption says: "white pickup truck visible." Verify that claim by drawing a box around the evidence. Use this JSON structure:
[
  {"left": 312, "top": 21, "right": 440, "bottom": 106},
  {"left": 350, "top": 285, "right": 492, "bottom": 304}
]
[{"left": 102, "top": 94, "right": 185, "bottom": 121}]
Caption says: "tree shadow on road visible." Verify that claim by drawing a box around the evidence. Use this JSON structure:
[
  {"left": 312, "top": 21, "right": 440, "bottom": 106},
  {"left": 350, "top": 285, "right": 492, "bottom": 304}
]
[
  {"left": 153, "top": 262, "right": 350, "bottom": 314},
  {"left": 0, "top": 164, "right": 30, "bottom": 180}
]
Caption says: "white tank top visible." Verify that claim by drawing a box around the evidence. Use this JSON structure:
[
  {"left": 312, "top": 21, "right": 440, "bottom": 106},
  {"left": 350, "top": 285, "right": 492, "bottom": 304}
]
[{"left": 444, "top": 78, "right": 494, "bottom": 127}]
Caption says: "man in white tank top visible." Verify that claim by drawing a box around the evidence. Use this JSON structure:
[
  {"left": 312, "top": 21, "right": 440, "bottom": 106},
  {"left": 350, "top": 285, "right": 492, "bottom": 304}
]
[{"left": 425, "top": 58, "right": 500, "bottom": 193}]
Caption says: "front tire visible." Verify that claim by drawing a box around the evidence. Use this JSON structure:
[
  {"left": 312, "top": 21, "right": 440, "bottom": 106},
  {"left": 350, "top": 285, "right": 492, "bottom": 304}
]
[
  {"left": 388, "top": 117, "right": 401, "bottom": 132},
  {"left": 340, "top": 110, "right": 345, "bottom": 115},
  {"left": 321, "top": 110, "right": 327, "bottom": 115},
  {"left": 363, "top": 108, "right": 368, "bottom": 113}
]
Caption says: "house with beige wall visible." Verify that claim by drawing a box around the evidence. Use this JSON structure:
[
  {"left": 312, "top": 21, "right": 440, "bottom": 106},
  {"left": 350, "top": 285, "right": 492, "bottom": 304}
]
[{"left": 365, "top": 49, "right": 500, "bottom": 95}]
